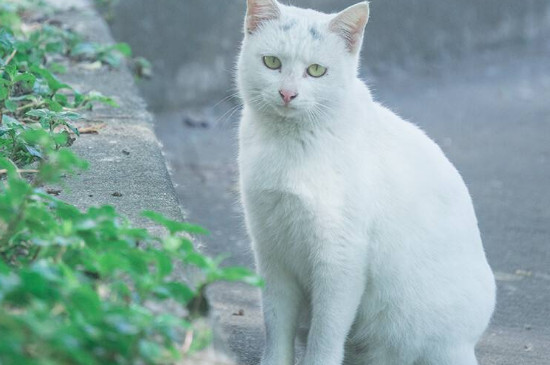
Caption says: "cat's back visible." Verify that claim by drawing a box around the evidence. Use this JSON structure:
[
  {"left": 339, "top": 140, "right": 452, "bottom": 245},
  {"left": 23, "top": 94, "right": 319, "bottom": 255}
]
[{"left": 360, "top": 99, "right": 472, "bottom": 206}]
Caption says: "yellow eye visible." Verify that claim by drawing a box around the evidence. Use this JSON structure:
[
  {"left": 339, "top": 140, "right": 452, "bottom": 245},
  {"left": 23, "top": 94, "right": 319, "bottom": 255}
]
[
  {"left": 307, "top": 64, "right": 327, "bottom": 78},
  {"left": 263, "top": 56, "right": 282, "bottom": 70}
]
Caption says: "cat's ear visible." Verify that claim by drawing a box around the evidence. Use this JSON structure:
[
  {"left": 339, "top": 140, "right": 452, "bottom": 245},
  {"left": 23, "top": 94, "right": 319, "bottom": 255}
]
[
  {"left": 329, "top": 2, "right": 370, "bottom": 54},
  {"left": 245, "top": 0, "right": 281, "bottom": 34}
]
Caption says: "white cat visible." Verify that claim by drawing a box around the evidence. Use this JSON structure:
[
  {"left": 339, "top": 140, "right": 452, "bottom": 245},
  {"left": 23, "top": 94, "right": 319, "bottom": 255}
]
[{"left": 237, "top": 1, "right": 495, "bottom": 364}]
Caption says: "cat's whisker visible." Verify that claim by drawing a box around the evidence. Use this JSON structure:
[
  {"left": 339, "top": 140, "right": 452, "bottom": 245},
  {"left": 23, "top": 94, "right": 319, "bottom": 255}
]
[
  {"left": 212, "top": 91, "right": 241, "bottom": 110},
  {"left": 215, "top": 103, "right": 244, "bottom": 126}
]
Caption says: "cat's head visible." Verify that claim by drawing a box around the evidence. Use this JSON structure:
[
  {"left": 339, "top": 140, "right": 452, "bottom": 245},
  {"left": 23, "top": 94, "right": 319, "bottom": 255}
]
[{"left": 237, "top": 0, "right": 369, "bottom": 122}]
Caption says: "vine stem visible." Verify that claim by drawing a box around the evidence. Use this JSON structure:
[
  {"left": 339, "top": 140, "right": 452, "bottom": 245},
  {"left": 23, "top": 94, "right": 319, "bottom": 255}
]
[
  {"left": 181, "top": 329, "right": 194, "bottom": 354},
  {"left": 16, "top": 101, "right": 45, "bottom": 113},
  {"left": 0, "top": 164, "right": 43, "bottom": 252},
  {"left": 4, "top": 50, "right": 17, "bottom": 66},
  {"left": 0, "top": 169, "right": 39, "bottom": 175}
]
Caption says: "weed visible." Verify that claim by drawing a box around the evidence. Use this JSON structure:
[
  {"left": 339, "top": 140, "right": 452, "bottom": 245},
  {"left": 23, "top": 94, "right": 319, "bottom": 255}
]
[{"left": 0, "top": 1, "right": 259, "bottom": 363}]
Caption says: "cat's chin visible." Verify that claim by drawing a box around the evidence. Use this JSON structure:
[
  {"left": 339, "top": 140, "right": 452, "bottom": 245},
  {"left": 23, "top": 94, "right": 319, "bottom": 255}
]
[{"left": 270, "top": 104, "right": 304, "bottom": 119}]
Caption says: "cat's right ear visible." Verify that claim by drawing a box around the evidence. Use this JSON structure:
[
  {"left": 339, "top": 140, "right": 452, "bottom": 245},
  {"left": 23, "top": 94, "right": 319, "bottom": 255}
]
[{"left": 245, "top": 0, "right": 281, "bottom": 34}]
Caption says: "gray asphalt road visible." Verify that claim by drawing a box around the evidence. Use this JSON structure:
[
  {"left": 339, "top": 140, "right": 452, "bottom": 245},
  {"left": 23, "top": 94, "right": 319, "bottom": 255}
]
[{"left": 154, "top": 47, "right": 550, "bottom": 364}]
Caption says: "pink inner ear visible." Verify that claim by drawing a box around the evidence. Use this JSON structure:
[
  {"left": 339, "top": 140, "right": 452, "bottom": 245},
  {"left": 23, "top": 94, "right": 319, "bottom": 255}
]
[
  {"left": 247, "top": 6, "right": 262, "bottom": 33},
  {"left": 247, "top": 0, "right": 280, "bottom": 34},
  {"left": 329, "top": 4, "right": 369, "bottom": 53},
  {"left": 330, "top": 23, "right": 358, "bottom": 52}
]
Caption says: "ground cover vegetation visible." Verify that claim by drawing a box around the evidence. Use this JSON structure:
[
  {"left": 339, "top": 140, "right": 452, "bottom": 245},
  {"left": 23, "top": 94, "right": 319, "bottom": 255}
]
[{"left": 0, "top": 1, "right": 261, "bottom": 363}]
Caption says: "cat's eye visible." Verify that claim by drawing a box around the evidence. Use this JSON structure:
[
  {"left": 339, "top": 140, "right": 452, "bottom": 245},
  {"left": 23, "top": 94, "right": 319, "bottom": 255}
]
[
  {"left": 307, "top": 64, "right": 327, "bottom": 78},
  {"left": 263, "top": 56, "right": 282, "bottom": 70}
]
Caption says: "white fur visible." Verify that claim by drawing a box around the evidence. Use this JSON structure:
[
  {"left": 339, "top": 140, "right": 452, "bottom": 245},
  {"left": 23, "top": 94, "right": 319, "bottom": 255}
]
[{"left": 237, "top": 1, "right": 495, "bottom": 364}]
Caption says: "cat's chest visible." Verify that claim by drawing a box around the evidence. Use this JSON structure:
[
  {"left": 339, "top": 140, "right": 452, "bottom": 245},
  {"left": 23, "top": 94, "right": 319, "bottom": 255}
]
[
  {"left": 241, "top": 138, "right": 343, "bottom": 205},
  {"left": 240, "top": 137, "right": 347, "bottom": 244}
]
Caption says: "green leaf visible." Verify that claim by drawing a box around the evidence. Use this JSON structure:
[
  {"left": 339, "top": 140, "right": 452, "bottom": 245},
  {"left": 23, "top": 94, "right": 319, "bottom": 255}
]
[
  {"left": 24, "top": 145, "right": 42, "bottom": 159},
  {"left": 219, "top": 266, "right": 265, "bottom": 287},
  {"left": 101, "top": 52, "right": 122, "bottom": 68},
  {"left": 53, "top": 93, "right": 68, "bottom": 106},
  {"left": 138, "top": 340, "right": 162, "bottom": 362},
  {"left": 125, "top": 251, "right": 149, "bottom": 275},
  {"left": 0, "top": 83, "right": 8, "bottom": 100},
  {"left": 185, "top": 252, "right": 212, "bottom": 269},
  {"left": 46, "top": 98, "right": 63, "bottom": 112},
  {"left": 2, "top": 114, "right": 21, "bottom": 128},
  {"left": 0, "top": 157, "right": 18, "bottom": 177},
  {"left": 13, "top": 72, "right": 36, "bottom": 86},
  {"left": 69, "top": 286, "right": 102, "bottom": 320},
  {"left": 30, "top": 65, "right": 72, "bottom": 93},
  {"left": 163, "top": 282, "right": 195, "bottom": 304},
  {"left": 153, "top": 251, "right": 172, "bottom": 278},
  {"left": 25, "top": 109, "right": 50, "bottom": 119},
  {"left": 48, "top": 62, "right": 66, "bottom": 74},
  {"left": 0, "top": 28, "right": 16, "bottom": 50},
  {"left": 45, "top": 41, "right": 63, "bottom": 54},
  {"left": 70, "top": 42, "right": 97, "bottom": 58},
  {"left": 4, "top": 64, "right": 17, "bottom": 80},
  {"left": 113, "top": 42, "right": 132, "bottom": 57},
  {"left": 142, "top": 211, "right": 209, "bottom": 235},
  {"left": 86, "top": 91, "right": 118, "bottom": 107},
  {"left": 4, "top": 99, "right": 17, "bottom": 112},
  {"left": 65, "top": 123, "right": 80, "bottom": 137},
  {"left": 98, "top": 253, "right": 128, "bottom": 275}
]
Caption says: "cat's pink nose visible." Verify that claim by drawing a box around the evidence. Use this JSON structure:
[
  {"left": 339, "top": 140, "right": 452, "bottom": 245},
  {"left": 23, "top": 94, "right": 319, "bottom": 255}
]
[{"left": 279, "top": 89, "right": 298, "bottom": 104}]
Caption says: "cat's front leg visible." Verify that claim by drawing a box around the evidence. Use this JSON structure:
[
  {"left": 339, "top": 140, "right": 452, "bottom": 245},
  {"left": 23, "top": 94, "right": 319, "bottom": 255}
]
[
  {"left": 302, "top": 256, "right": 366, "bottom": 365},
  {"left": 260, "top": 263, "right": 303, "bottom": 365}
]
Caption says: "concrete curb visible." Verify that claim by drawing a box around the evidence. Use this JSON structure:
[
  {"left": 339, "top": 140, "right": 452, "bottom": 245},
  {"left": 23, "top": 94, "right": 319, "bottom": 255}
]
[{"left": 49, "top": 0, "right": 184, "bottom": 230}]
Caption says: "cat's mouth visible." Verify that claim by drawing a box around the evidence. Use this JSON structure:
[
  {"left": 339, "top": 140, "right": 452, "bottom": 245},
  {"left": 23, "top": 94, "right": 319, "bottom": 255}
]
[
  {"left": 252, "top": 93, "right": 303, "bottom": 119},
  {"left": 273, "top": 103, "right": 299, "bottom": 116}
]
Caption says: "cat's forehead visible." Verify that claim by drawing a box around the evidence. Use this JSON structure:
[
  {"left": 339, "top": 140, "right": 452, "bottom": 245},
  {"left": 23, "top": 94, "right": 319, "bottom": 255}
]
[
  {"left": 278, "top": 6, "right": 330, "bottom": 31},
  {"left": 277, "top": 6, "right": 332, "bottom": 38},
  {"left": 277, "top": 19, "right": 324, "bottom": 43},
  {"left": 251, "top": 6, "right": 341, "bottom": 60}
]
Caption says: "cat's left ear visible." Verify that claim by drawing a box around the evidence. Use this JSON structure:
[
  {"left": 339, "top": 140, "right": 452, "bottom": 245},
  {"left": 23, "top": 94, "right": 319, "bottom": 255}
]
[
  {"left": 329, "top": 2, "right": 370, "bottom": 54},
  {"left": 245, "top": 0, "right": 281, "bottom": 34}
]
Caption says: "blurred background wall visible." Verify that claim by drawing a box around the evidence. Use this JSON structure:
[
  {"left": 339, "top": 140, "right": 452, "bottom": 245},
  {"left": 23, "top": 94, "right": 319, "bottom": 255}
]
[{"left": 109, "top": 0, "right": 550, "bottom": 111}]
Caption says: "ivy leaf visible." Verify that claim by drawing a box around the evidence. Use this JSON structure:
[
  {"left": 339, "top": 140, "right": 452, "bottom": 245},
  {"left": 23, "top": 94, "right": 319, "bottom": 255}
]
[
  {"left": 138, "top": 340, "right": 163, "bottom": 362},
  {"left": 4, "top": 64, "right": 17, "bottom": 80},
  {"left": 46, "top": 98, "right": 63, "bottom": 112},
  {"left": 185, "top": 252, "right": 213, "bottom": 269},
  {"left": 163, "top": 282, "right": 195, "bottom": 304},
  {"left": 13, "top": 72, "right": 36, "bottom": 88},
  {"left": 0, "top": 83, "right": 8, "bottom": 100},
  {"left": 4, "top": 99, "right": 17, "bottom": 112},
  {"left": 86, "top": 91, "right": 118, "bottom": 107},
  {"left": 153, "top": 251, "right": 173, "bottom": 278},
  {"left": 0, "top": 157, "right": 18, "bottom": 176},
  {"left": 30, "top": 65, "right": 72, "bottom": 93},
  {"left": 112, "top": 42, "right": 132, "bottom": 57},
  {"left": 218, "top": 266, "right": 264, "bottom": 287},
  {"left": 0, "top": 28, "right": 16, "bottom": 50},
  {"left": 70, "top": 42, "right": 97, "bottom": 58},
  {"left": 142, "top": 211, "right": 209, "bottom": 235},
  {"left": 1, "top": 114, "right": 19, "bottom": 124},
  {"left": 54, "top": 93, "right": 68, "bottom": 106},
  {"left": 24, "top": 145, "right": 43, "bottom": 159}
]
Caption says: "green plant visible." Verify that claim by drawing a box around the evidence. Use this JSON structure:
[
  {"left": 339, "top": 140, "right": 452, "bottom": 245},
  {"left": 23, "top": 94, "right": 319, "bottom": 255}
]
[
  {"left": 1, "top": 1, "right": 119, "bottom": 165},
  {"left": 0, "top": 133, "right": 262, "bottom": 364},
  {"left": 1, "top": 1, "right": 260, "bottom": 363}
]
